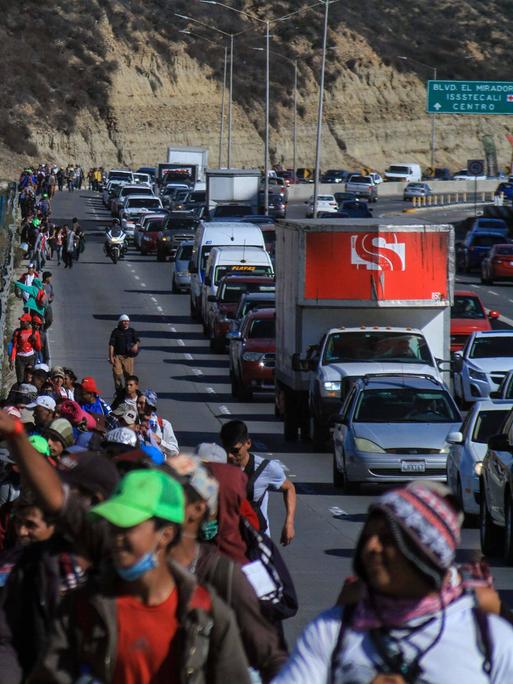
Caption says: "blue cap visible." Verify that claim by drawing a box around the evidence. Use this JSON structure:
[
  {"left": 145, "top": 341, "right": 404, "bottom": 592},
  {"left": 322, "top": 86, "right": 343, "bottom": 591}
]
[
  {"left": 140, "top": 444, "right": 165, "bottom": 465},
  {"left": 144, "top": 389, "right": 158, "bottom": 407}
]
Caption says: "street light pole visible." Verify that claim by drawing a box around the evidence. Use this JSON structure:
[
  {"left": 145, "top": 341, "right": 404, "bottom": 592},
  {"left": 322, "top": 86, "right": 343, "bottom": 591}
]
[
  {"left": 293, "top": 59, "right": 298, "bottom": 185},
  {"left": 228, "top": 34, "right": 233, "bottom": 167},
  {"left": 264, "top": 20, "right": 270, "bottom": 214},
  {"left": 219, "top": 44, "right": 228, "bottom": 167},
  {"left": 398, "top": 55, "right": 437, "bottom": 170},
  {"left": 312, "top": 0, "right": 329, "bottom": 219}
]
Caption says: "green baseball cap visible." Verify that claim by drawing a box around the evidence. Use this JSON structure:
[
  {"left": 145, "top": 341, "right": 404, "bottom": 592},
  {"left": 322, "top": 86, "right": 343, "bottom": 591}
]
[
  {"left": 91, "top": 470, "right": 185, "bottom": 527},
  {"left": 29, "top": 434, "right": 50, "bottom": 457}
]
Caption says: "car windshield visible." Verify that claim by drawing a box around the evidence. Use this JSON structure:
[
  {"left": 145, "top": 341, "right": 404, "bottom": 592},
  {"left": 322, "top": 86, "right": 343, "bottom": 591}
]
[
  {"left": 176, "top": 244, "right": 193, "bottom": 261},
  {"left": 451, "top": 295, "right": 485, "bottom": 319},
  {"left": 248, "top": 318, "right": 275, "bottom": 338},
  {"left": 387, "top": 166, "right": 410, "bottom": 174},
  {"left": 123, "top": 187, "right": 152, "bottom": 197},
  {"left": 188, "top": 192, "right": 205, "bottom": 203},
  {"left": 220, "top": 283, "right": 275, "bottom": 303},
  {"left": 240, "top": 299, "right": 276, "bottom": 316},
  {"left": 477, "top": 220, "right": 506, "bottom": 230},
  {"left": 214, "top": 265, "right": 273, "bottom": 285},
  {"left": 127, "top": 199, "right": 160, "bottom": 208},
  {"left": 174, "top": 190, "right": 189, "bottom": 201},
  {"left": 353, "top": 389, "right": 459, "bottom": 423},
  {"left": 494, "top": 246, "right": 513, "bottom": 255},
  {"left": 470, "top": 336, "right": 513, "bottom": 358},
  {"left": 144, "top": 220, "right": 164, "bottom": 231},
  {"left": 407, "top": 184, "right": 423, "bottom": 189},
  {"left": 318, "top": 196, "right": 334, "bottom": 202},
  {"left": 214, "top": 205, "right": 252, "bottom": 217},
  {"left": 472, "top": 410, "right": 509, "bottom": 444},
  {"left": 109, "top": 172, "right": 132, "bottom": 181},
  {"left": 323, "top": 332, "right": 433, "bottom": 365},
  {"left": 348, "top": 176, "right": 370, "bottom": 184},
  {"left": 472, "top": 235, "right": 504, "bottom": 247}
]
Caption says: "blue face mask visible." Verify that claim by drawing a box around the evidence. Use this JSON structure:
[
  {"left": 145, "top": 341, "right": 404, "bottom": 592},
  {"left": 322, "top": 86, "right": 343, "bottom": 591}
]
[
  {"left": 115, "top": 551, "right": 158, "bottom": 582},
  {"left": 200, "top": 519, "right": 219, "bottom": 541}
]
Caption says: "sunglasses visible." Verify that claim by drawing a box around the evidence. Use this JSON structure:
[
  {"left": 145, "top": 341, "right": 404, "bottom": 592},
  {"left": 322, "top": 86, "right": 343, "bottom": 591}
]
[{"left": 229, "top": 445, "right": 243, "bottom": 455}]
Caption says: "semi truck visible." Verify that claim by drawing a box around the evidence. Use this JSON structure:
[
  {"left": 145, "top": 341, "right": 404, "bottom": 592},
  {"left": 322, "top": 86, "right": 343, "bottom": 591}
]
[
  {"left": 275, "top": 218, "right": 455, "bottom": 444},
  {"left": 206, "top": 168, "right": 261, "bottom": 215},
  {"left": 166, "top": 146, "right": 208, "bottom": 185}
]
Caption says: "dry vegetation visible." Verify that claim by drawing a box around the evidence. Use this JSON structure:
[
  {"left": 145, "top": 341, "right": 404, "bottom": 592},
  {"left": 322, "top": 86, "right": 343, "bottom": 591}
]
[{"left": 2, "top": 0, "right": 513, "bottom": 158}]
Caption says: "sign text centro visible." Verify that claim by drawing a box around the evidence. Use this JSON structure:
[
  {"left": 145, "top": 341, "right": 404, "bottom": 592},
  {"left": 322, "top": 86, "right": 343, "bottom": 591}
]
[{"left": 427, "top": 80, "right": 513, "bottom": 115}]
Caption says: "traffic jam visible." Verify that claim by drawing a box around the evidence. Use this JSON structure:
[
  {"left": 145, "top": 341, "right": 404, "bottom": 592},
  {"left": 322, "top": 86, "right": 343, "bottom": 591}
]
[{"left": 99, "top": 150, "right": 513, "bottom": 571}]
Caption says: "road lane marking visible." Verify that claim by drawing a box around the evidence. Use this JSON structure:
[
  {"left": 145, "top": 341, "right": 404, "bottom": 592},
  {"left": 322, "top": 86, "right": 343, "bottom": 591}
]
[
  {"left": 329, "top": 506, "right": 349, "bottom": 517},
  {"left": 488, "top": 290, "right": 498, "bottom": 295},
  {"left": 184, "top": 353, "right": 194, "bottom": 360},
  {"left": 219, "top": 405, "right": 231, "bottom": 414},
  {"left": 134, "top": 275, "right": 140, "bottom": 281},
  {"left": 192, "top": 368, "right": 203, "bottom": 376},
  {"left": 151, "top": 297, "right": 157, "bottom": 303},
  {"left": 140, "top": 282, "right": 146, "bottom": 287},
  {"left": 157, "top": 306, "right": 163, "bottom": 312},
  {"left": 206, "top": 387, "right": 216, "bottom": 393},
  {"left": 499, "top": 314, "right": 513, "bottom": 327},
  {"left": 170, "top": 327, "right": 176, "bottom": 332},
  {"left": 177, "top": 339, "right": 185, "bottom": 346}
]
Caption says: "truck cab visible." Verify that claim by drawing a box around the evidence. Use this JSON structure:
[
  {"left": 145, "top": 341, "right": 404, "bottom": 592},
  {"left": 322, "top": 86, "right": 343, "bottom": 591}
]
[{"left": 307, "top": 326, "right": 442, "bottom": 445}]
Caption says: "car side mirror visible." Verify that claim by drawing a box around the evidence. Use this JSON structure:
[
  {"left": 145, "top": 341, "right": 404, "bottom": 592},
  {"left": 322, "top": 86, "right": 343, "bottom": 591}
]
[
  {"left": 207, "top": 294, "right": 217, "bottom": 302},
  {"left": 453, "top": 353, "right": 463, "bottom": 372},
  {"left": 488, "top": 310, "right": 500, "bottom": 320},
  {"left": 436, "top": 359, "right": 453, "bottom": 372},
  {"left": 447, "top": 431, "right": 463, "bottom": 445},
  {"left": 329, "top": 414, "right": 346, "bottom": 427},
  {"left": 488, "top": 433, "right": 510, "bottom": 451},
  {"left": 189, "top": 260, "right": 197, "bottom": 274},
  {"left": 292, "top": 352, "right": 310, "bottom": 372}
]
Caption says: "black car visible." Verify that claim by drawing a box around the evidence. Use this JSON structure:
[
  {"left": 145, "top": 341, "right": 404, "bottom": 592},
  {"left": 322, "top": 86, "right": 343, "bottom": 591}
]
[
  {"left": 338, "top": 200, "right": 373, "bottom": 218},
  {"left": 156, "top": 214, "right": 199, "bottom": 261},
  {"left": 321, "top": 169, "right": 350, "bottom": 183}
]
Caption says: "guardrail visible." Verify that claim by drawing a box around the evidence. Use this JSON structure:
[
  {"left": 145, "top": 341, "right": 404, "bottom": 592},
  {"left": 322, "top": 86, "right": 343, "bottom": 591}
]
[{"left": 409, "top": 191, "right": 496, "bottom": 208}]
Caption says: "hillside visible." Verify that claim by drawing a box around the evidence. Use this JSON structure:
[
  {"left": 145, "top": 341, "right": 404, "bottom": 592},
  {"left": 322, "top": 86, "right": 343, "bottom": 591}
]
[{"left": 2, "top": 0, "right": 513, "bottom": 176}]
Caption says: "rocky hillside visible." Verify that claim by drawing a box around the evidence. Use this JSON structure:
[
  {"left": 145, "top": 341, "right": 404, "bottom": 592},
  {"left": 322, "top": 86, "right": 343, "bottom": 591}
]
[{"left": 2, "top": 0, "right": 513, "bottom": 176}]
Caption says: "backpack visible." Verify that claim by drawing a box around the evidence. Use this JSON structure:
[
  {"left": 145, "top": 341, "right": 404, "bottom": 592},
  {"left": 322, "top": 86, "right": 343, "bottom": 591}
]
[
  {"left": 240, "top": 517, "right": 298, "bottom": 623},
  {"left": 245, "top": 454, "right": 270, "bottom": 533},
  {"left": 36, "top": 288, "right": 47, "bottom": 308}
]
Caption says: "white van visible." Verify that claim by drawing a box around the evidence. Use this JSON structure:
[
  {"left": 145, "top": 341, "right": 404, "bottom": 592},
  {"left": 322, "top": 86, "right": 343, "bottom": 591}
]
[
  {"left": 201, "top": 245, "right": 274, "bottom": 324},
  {"left": 384, "top": 163, "right": 422, "bottom": 182},
  {"left": 189, "top": 222, "right": 266, "bottom": 318}
]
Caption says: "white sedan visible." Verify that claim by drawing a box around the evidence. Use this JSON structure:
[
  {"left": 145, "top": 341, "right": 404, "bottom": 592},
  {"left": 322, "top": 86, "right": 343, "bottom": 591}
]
[
  {"left": 305, "top": 194, "right": 338, "bottom": 218},
  {"left": 446, "top": 399, "right": 513, "bottom": 517}
]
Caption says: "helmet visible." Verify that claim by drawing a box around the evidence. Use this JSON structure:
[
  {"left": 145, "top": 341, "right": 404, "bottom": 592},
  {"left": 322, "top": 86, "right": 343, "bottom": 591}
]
[
  {"left": 112, "top": 218, "right": 120, "bottom": 225},
  {"left": 105, "top": 427, "right": 137, "bottom": 448}
]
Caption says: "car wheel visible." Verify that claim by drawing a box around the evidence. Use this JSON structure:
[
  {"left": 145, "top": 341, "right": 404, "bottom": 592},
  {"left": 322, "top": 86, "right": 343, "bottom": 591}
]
[
  {"left": 310, "top": 414, "right": 330, "bottom": 452},
  {"left": 202, "top": 321, "right": 209, "bottom": 336},
  {"left": 171, "top": 276, "right": 179, "bottom": 294},
  {"left": 190, "top": 300, "right": 200, "bottom": 320},
  {"left": 210, "top": 335, "right": 224, "bottom": 353},
  {"left": 157, "top": 251, "right": 166, "bottom": 262},
  {"left": 504, "top": 495, "right": 513, "bottom": 564},
  {"left": 480, "top": 488, "right": 503, "bottom": 556},
  {"left": 284, "top": 397, "right": 299, "bottom": 441},
  {"left": 230, "top": 373, "right": 238, "bottom": 398},
  {"left": 332, "top": 452, "right": 345, "bottom": 488},
  {"left": 236, "top": 381, "right": 253, "bottom": 402},
  {"left": 457, "top": 477, "right": 477, "bottom": 528}
]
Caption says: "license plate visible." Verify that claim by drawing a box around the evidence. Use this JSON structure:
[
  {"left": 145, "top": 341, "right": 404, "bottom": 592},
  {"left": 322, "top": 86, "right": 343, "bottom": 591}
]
[{"left": 401, "top": 461, "right": 426, "bottom": 473}]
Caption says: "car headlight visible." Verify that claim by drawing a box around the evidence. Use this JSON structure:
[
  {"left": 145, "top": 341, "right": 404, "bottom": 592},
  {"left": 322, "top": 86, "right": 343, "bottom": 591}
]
[
  {"left": 242, "top": 352, "right": 264, "bottom": 361},
  {"left": 474, "top": 461, "right": 483, "bottom": 476},
  {"left": 323, "top": 381, "right": 341, "bottom": 392},
  {"left": 439, "top": 445, "right": 449, "bottom": 454},
  {"left": 161, "top": 236, "right": 169, "bottom": 241},
  {"left": 468, "top": 368, "right": 488, "bottom": 382},
  {"left": 354, "top": 437, "right": 386, "bottom": 453}
]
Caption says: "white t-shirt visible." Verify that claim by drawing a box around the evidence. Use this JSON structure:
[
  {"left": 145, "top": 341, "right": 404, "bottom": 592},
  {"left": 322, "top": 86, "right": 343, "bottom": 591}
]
[
  {"left": 248, "top": 453, "right": 286, "bottom": 533},
  {"left": 272, "top": 596, "right": 513, "bottom": 684}
]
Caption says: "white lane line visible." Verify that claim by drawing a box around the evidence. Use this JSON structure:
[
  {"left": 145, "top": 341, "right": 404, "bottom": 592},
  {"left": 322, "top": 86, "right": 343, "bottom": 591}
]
[
  {"left": 488, "top": 290, "right": 498, "bottom": 295},
  {"left": 499, "top": 314, "right": 513, "bottom": 327},
  {"left": 219, "top": 405, "right": 231, "bottom": 414},
  {"left": 157, "top": 306, "right": 163, "bottom": 312},
  {"left": 170, "top": 327, "right": 176, "bottom": 332},
  {"left": 151, "top": 297, "right": 157, "bottom": 303},
  {"left": 509, "top": 299, "right": 513, "bottom": 304},
  {"left": 206, "top": 387, "right": 216, "bottom": 394},
  {"left": 134, "top": 275, "right": 140, "bottom": 281},
  {"left": 329, "top": 506, "right": 349, "bottom": 517},
  {"left": 177, "top": 339, "right": 185, "bottom": 346},
  {"left": 184, "top": 352, "right": 194, "bottom": 360},
  {"left": 191, "top": 368, "right": 203, "bottom": 376},
  {"left": 140, "top": 282, "right": 146, "bottom": 288}
]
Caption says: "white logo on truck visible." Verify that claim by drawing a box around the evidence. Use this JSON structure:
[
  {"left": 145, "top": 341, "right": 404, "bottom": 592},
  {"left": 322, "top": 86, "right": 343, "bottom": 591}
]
[{"left": 350, "top": 233, "right": 406, "bottom": 271}]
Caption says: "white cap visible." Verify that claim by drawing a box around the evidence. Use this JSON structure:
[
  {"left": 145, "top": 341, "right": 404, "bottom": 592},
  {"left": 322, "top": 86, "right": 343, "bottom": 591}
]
[
  {"left": 118, "top": 314, "right": 130, "bottom": 322},
  {"left": 194, "top": 442, "right": 228, "bottom": 463},
  {"left": 27, "top": 396, "right": 56, "bottom": 412},
  {"left": 33, "top": 363, "right": 50, "bottom": 373}
]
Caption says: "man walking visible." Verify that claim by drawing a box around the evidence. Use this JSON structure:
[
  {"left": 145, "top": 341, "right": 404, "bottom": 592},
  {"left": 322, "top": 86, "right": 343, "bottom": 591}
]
[
  {"left": 63, "top": 225, "right": 77, "bottom": 269},
  {"left": 220, "top": 419, "right": 296, "bottom": 545},
  {"left": 108, "top": 314, "right": 140, "bottom": 392}
]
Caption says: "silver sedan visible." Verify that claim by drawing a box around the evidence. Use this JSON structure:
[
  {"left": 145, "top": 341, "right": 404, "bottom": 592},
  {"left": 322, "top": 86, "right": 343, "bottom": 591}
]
[{"left": 403, "top": 182, "right": 432, "bottom": 200}]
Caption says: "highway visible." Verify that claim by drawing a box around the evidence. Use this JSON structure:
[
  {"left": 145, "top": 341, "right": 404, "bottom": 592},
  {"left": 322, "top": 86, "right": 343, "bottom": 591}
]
[{"left": 47, "top": 189, "right": 513, "bottom": 645}]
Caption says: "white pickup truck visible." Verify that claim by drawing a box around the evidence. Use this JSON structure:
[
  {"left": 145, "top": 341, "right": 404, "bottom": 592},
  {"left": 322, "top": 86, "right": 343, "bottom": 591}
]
[{"left": 345, "top": 175, "right": 378, "bottom": 202}]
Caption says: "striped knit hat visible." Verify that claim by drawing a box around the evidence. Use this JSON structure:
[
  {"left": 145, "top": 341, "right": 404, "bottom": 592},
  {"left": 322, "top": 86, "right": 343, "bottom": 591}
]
[{"left": 361, "top": 482, "right": 463, "bottom": 588}]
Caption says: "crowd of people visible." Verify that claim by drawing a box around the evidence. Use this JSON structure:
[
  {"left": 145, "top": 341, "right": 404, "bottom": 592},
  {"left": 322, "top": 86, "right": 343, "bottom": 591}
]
[{"left": 1, "top": 167, "right": 513, "bottom": 683}]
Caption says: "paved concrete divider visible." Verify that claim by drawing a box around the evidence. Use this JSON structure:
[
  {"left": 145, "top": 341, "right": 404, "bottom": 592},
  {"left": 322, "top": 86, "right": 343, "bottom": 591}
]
[{"left": 287, "top": 178, "right": 502, "bottom": 200}]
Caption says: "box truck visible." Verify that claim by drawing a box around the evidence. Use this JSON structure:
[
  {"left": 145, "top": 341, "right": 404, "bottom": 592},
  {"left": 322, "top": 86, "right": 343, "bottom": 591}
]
[
  {"left": 275, "top": 219, "right": 455, "bottom": 443},
  {"left": 206, "top": 168, "right": 261, "bottom": 214},
  {"left": 166, "top": 146, "right": 208, "bottom": 184}
]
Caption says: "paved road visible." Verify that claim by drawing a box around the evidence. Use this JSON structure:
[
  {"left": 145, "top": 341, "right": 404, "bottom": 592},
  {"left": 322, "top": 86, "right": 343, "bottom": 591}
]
[{"left": 46, "top": 190, "right": 513, "bottom": 645}]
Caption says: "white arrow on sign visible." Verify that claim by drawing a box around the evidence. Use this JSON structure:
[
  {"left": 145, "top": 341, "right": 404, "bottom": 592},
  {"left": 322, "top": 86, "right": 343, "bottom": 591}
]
[{"left": 433, "top": 102, "right": 442, "bottom": 111}]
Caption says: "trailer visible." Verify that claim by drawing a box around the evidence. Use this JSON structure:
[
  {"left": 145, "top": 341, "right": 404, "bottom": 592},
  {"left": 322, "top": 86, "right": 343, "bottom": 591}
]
[
  {"left": 167, "top": 146, "right": 208, "bottom": 185},
  {"left": 206, "top": 168, "right": 261, "bottom": 213},
  {"left": 275, "top": 218, "right": 455, "bottom": 442}
]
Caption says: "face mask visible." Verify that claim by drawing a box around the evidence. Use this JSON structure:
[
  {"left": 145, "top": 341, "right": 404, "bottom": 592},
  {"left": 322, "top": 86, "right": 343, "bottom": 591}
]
[
  {"left": 115, "top": 551, "right": 158, "bottom": 582},
  {"left": 200, "top": 520, "right": 219, "bottom": 541}
]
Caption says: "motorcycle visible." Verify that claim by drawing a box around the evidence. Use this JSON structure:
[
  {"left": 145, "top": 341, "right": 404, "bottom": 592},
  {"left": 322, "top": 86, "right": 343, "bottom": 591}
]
[{"left": 104, "top": 228, "right": 127, "bottom": 264}]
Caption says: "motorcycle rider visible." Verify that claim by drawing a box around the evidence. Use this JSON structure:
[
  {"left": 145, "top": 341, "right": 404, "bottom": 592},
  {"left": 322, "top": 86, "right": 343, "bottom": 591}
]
[{"left": 104, "top": 219, "right": 126, "bottom": 260}]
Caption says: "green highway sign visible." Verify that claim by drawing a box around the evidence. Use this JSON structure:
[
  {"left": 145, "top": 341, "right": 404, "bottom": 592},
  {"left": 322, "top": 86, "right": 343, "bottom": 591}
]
[{"left": 427, "top": 80, "right": 513, "bottom": 115}]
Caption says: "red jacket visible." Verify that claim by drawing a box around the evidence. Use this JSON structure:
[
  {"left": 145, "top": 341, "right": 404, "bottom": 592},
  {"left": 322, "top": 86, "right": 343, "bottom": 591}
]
[{"left": 10, "top": 328, "right": 41, "bottom": 363}]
